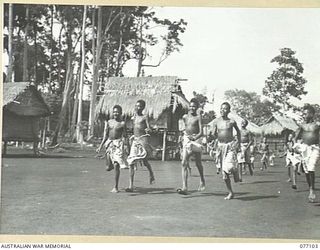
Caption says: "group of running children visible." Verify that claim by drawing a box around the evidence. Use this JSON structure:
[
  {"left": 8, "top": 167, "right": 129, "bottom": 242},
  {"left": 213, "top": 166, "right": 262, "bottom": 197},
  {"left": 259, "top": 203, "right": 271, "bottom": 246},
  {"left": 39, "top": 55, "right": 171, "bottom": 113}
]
[{"left": 96, "top": 98, "right": 320, "bottom": 203}]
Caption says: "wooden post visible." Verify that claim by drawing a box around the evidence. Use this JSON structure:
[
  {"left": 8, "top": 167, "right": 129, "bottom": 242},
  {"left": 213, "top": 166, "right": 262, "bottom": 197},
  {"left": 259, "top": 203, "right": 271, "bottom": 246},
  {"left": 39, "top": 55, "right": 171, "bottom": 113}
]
[
  {"left": 3, "top": 142, "right": 7, "bottom": 156},
  {"left": 162, "top": 129, "right": 167, "bottom": 161},
  {"left": 42, "top": 119, "right": 47, "bottom": 148}
]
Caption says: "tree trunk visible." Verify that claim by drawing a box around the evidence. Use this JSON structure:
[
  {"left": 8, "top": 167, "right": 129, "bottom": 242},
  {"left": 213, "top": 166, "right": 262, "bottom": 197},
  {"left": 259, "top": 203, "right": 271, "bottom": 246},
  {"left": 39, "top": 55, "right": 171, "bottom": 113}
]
[
  {"left": 23, "top": 5, "right": 30, "bottom": 81},
  {"left": 48, "top": 5, "right": 54, "bottom": 85},
  {"left": 136, "top": 16, "right": 143, "bottom": 77},
  {"left": 33, "top": 21, "right": 38, "bottom": 85},
  {"left": 7, "top": 3, "right": 14, "bottom": 82},
  {"left": 57, "top": 25, "right": 64, "bottom": 93},
  {"left": 71, "top": 72, "right": 80, "bottom": 140},
  {"left": 50, "top": 24, "right": 73, "bottom": 146},
  {"left": 115, "top": 30, "right": 123, "bottom": 76},
  {"left": 88, "top": 6, "right": 101, "bottom": 139},
  {"left": 76, "top": 5, "right": 87, "bottom": 145}
]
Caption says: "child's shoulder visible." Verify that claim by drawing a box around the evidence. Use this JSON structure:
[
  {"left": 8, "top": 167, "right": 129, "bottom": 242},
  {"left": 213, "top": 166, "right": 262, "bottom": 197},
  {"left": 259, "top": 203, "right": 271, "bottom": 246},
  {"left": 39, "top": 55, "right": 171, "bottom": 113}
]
[{"left": 229, "top": 118, "right": 237, "bottom": 124}]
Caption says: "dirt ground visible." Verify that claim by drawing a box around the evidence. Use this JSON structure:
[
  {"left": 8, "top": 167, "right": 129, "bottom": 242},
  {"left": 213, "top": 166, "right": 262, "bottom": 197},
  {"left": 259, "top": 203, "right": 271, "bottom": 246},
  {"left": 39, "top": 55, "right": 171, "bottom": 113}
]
[{"left": 1, "top": 146, "right": 320, "bottom": 240}]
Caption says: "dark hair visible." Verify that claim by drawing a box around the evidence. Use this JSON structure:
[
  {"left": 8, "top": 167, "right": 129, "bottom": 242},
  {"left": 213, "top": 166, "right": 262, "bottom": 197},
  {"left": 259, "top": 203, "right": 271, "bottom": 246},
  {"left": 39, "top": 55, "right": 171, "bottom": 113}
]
[
  {"left": 303, "top": 104, "right": 315, "bottom": 115},
  {"left": 221, "top": 102, "right": 231, "bottom": 110},
  {"left": 137, "top": 99, "right": 146, "bottom": 109},
  {"left": 113, "top": 105, "right": 122, "bottom": 114},
  {"left": 190, "top": 98, "right": 199, "bottom": 108},
  {"left": 242, "top": 119, "right": 248, "bottom": 126}
]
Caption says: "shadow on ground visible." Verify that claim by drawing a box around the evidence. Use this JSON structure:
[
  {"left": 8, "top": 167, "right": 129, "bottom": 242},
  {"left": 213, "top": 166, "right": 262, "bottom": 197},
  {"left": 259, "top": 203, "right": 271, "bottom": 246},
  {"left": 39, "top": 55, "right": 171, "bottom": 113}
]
[
  {"left": 2, "top": 154, "right": 85, "bottom": 159},
  {"left": 235, "top": 195, "right": 280, "bottom": 201}
]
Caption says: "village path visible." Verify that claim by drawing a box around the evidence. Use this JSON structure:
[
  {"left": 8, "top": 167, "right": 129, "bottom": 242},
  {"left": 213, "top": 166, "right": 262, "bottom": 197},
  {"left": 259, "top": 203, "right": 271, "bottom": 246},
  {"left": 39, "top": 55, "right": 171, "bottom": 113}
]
[{"left": 1, "top": 148, "right": 320, "bottom": 240}]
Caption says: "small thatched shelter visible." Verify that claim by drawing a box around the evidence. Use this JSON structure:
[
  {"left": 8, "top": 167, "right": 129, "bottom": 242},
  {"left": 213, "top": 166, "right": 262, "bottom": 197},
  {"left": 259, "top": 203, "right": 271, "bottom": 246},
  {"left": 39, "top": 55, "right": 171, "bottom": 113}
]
[
  {"left": 2, "top": 82, "right": 50, "bottom": 155},
  {"left": 260, "top": 114, "right": 299, "bottom": 151},
  {"left": 95, "top": 76, "right": 189, "bottom": 160}
]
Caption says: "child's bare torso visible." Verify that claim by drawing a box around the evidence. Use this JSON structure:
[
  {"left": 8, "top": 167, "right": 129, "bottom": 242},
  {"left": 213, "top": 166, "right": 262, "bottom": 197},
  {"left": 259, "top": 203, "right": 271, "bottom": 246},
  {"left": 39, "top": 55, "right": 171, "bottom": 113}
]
[
  {"left": 240, "top": 129, "right": 251, "bottom": 143},
  {"left": 300, "top": 122, "right": 320, "bottom": 145},
  {"left": 287, "top": 139, "right": 294, "bottom": 152},
  {"left": 108, "top": 119, "right": 125, "bottom": 140},
  {"left": 261, "top": 143, "right": 269, "bottom": 153},
  {"left": 184, "top": 114, "right": 200, "bottom": 136},
  {"left": 133, "top": 115, "right": 148, "bottom": 137},
  {"left": 216, "top": 117, "right": 235, "bottom": 143}
]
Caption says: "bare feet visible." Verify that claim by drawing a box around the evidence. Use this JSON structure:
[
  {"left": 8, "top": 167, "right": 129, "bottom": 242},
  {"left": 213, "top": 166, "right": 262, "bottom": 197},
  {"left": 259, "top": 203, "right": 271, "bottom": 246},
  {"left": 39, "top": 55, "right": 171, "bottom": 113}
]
[
  {"left": 224, "top": 193, "right": 234, "bottom": 200},
  {"left": 308, "top": 192, "right": 316, "bottom": 203},
  {"left": 198, "top": 183, "right": 205, "bottom": 192},
  {"left": 125, "top": 187, "right": 134, "bottom": 192},
  {"left": 149, "top": 175, "right": 155, "bottom": 185},
  {"left": 177, "top": 188, "right": 188, "bottom": 195},
  {"left": 110, "top": 188, "right": 119, "bottom": 193},
  {"left": 106, "top": 165, "right": 114, "bottom": 171}
]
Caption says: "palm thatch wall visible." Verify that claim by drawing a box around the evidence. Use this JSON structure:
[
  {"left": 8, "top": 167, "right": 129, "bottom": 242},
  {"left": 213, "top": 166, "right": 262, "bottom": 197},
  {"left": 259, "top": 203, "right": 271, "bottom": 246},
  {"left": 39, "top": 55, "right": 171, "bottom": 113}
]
[{"left": 95, "top": 76, "right": 189, "bottom": 130}]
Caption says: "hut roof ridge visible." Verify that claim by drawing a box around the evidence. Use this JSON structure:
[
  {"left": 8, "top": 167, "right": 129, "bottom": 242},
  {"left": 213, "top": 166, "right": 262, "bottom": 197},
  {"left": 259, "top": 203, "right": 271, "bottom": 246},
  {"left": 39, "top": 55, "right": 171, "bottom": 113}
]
[
  {"left": 261, "top": 113, "right": 299, "bottom": 135},
  {"left": 2, "top": 82, "right": 30, "bottom": 106}
]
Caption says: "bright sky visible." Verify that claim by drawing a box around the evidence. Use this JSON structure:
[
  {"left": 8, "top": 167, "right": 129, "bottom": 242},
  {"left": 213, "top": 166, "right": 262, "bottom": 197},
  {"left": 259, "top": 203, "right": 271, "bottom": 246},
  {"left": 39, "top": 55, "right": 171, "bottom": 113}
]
[{"left": 122, "top": 7, "right": 320, "bottom": 111}]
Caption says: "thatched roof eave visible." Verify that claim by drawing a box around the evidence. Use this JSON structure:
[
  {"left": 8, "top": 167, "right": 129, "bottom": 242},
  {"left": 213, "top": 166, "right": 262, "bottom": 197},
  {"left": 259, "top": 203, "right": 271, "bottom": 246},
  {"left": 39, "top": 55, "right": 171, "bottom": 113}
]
[{"left": 95, "top": 76, "right": 188, "bottom": 120}]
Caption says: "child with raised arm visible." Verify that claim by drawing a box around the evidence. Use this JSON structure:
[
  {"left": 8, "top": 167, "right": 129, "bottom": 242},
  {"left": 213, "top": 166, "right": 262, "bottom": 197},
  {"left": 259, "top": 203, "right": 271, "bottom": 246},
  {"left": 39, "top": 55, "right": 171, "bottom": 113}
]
[
  {"left": 212, "top": 102, "right": 241, "bottom": 200},
  {"left": 294, "top": 105, "right": 320, "bottom": 202},
  {"left": 237, "top": 119, "right": 254, "bottom": 181},
  {"left": 177, "top": 98, "right": 205, "bottom": 195},
  {"left": 126, "top": 100, "right": 155, "bottom": 192},
  {"left": 96, "top": 105, "right": 128, "bottom": 193}
]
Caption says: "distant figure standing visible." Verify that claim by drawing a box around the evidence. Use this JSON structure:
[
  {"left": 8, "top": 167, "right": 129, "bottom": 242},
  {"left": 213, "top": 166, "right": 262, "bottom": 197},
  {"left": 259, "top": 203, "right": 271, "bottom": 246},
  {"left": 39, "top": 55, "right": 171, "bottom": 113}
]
[
  {"left": 237, "top": 119, "right": 254, "bottom": 181},
  {"left": 284, "top": 133, "right": 299, "bottom": 189},
  {"left": 126, "top": 100, "right": 155, "bottom": 192},
  {"left": 177, "top": 98, "right": 205, "bottom": 195},
  {"left": 96, "top": 105, "right": 128, "bottom": 193},
  {"left": 259, "top": 137, "right": 269, "bottom": 171},
  {"left": 211, "top": 102, "right": 241, "bottom": 200},
  {"left": 295, "top": 105, "right": 320, "bottom": 203}
]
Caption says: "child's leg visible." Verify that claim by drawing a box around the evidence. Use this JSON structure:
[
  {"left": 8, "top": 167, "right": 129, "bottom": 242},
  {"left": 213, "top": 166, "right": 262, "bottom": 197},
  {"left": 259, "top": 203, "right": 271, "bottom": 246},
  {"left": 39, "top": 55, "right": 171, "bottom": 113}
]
[
  {"left": 143, "top": 159, "right": 155, "bottom": 184},
  {"left": 111, "top": 163, "right": 120, "bottom": 193},
  {"left": 287, "top": 166, "right": 292, "bottom": 182},
  {"left": 238, "top": 163, "right": 243, "bottom": 182},
  {"left": 126, "top": 164, "right": 135, "bottom": 192},
  {"left": 291, "top": 164, "right": 297, "bottom": 189},
  {"left": 248, "top": 163, "right": 253, "bottom": 176},
  {"left": 181, "top": 151, "right": 190, "bottom": 191},
  {"left": 195, "top": 152, "right": 205, "bottom": 191},
  {"left": 105, "top": 153, "right": 114, "bottom": 171},
  {"left": 308, "top": 171, "right": 316, "bottom": 201},
  {"left": 223, "top": 173, "right": 234, "bottom": 200},
  {"left": 305, "top": 172, "right": 311, "bottom": 187}
]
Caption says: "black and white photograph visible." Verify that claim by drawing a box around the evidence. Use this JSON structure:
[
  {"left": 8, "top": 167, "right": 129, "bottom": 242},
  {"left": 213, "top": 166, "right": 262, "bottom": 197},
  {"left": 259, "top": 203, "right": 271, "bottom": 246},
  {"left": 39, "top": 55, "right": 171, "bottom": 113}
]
[{"left": 1, "top": 0, "right": 320, "bottom": 242}]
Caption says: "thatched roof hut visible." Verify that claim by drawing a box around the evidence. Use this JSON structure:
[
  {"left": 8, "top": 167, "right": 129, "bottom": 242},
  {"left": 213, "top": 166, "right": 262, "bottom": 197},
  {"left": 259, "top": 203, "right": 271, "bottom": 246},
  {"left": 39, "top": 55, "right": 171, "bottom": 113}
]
[
  {"left": 3, "top": 82, "right": 50, "bottom": 116},
  {"left": 95, "top": 76, "right": 189, "bottom": 130},
  {"left": 260, "top": 114, "right": 299, "bottom": 136},
  {"left": 2, "top": 82, "right": 50, "bottom": 155}
]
